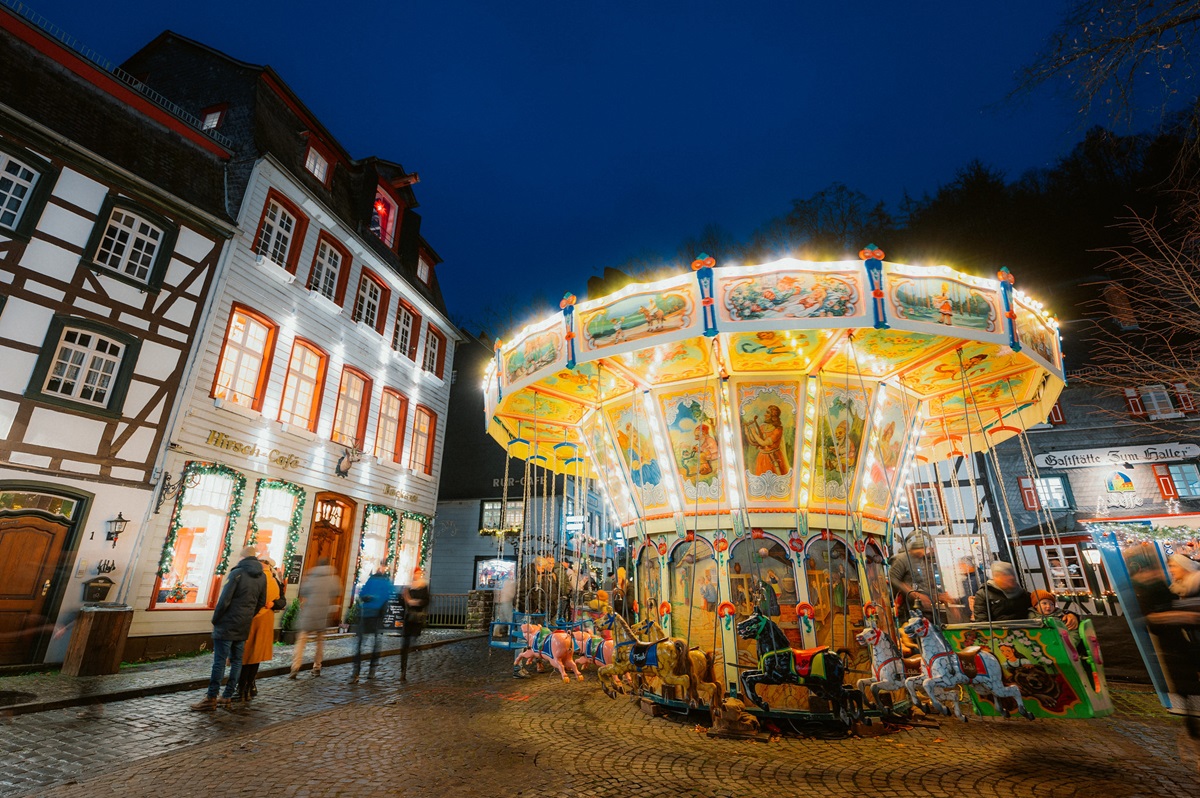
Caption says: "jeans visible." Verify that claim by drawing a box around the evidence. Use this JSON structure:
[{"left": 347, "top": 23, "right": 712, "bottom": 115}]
[
  {"left": 207, "top": 637, "right": 245, "bottom": 699},
  {"left": 291, "top": 629, "right": 326, "bottom": 674},
  {"left": 352, "top": 614, "right": 383, "bottom": 676}
]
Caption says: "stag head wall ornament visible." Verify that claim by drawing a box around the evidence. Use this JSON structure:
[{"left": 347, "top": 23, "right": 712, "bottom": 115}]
[{"left": 335, "top": 447, "right": 363, "bottom": 478}]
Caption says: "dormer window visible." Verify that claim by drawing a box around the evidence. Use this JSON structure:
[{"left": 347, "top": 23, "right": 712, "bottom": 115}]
[
  {"left": 200, "top": 104, "right": 227, "bottom": 130},
  {"left": 370, "top": 189, "right": 397, "bottom": 248},
  {"left": 305, "top": 146, "right": 329, "bottom": 183},
  {"left": 417, "top": 258, "right": 430, "bottom": 284}
]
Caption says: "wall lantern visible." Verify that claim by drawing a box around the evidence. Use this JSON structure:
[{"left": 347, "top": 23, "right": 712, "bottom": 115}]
[
  {"left": 1081, "top": 548, "right": 1102, "bottom": 566},
  {"left": 106, "top": 512, "right": 130, "bottom": 548}
]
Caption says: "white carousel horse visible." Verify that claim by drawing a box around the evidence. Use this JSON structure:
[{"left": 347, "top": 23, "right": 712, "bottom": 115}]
[
  {"left": 900, "top": 611, "right": 1032, "bottom": 721},
  {"left": 854, "top": 619, "right": 906, "bottom": 709}
]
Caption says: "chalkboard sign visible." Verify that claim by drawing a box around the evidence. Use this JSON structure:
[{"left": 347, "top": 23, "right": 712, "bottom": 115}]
[
  {"left": 381, "top": 596, "right": 405, "bottom": 631},
  {"left": 287, "top": 554, "right": 304, "bottom": 585}
]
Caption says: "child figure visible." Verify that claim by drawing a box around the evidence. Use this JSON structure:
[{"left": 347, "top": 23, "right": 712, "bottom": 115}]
[{"left": 1029, "top": 589, "right": 1090, "bottom": 674}]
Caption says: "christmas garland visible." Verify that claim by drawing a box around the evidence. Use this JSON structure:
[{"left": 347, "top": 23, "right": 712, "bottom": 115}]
[
  {"left": 157, "top": 462, "right": 247, "bottom": 577},
  {"left": 1088, "top": 522, "right": 1200, "bottom": 545},
  {"left": 399, "top": 510, "right": 434, "bottom": 571},
  {"left": 246, "top": 479, "right": 307, "bottom": 571}
]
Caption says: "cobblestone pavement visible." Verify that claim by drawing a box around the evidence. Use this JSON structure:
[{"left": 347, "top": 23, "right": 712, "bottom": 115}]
[
  {"left": 0, "top": 629, "right": 477, "bottom": 715},
  {"left": 2, "top": 639, "right": 1196, "bottom": 798}
]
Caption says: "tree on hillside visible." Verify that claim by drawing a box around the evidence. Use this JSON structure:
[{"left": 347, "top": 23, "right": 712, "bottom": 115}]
[{"left": 782, "top": 182, "right": 893, "bottom": 258}]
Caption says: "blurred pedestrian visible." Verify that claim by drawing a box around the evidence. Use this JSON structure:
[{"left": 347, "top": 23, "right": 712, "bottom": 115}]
[
  {"left": 1147, "top": 553, "right": 1200, "bottom": 750},
  {"left": 350, "top": 566, "right": 394, "bottom": 683},
  {"left": 400, "top": 567, "right": 430, "bottom": 682},
  {"left": 890, "top": 533, "right": 950, "bottom": 622},
  {"left": 972, "top": 561, "right": 1031, "bottom": 622},
  {"left": 290, "top": 557, "right": 340, "bottom": 678},
  {"left": 191, "top": 546, "right": 266, "bottom": 711},
  {"left": 236, "top": 557, "right": 286, "bottom": 703}
]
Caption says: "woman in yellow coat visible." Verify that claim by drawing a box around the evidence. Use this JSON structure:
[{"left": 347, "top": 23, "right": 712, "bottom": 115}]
[{"left": 237, "top": 558, "right": 283, "bottom": 703}]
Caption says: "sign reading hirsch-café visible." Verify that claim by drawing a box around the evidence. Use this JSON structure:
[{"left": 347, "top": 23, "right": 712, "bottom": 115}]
[
  {"left": 1035, "top": 442, "right": 1200, "bottom": 470},
  {"left": 204, "top": 429, "right": 303, "bottom": 469}
]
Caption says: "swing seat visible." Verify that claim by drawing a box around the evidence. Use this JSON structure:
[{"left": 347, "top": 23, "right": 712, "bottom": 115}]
[{"left": 488, "top": 611, "right": 547, "bottom": 651}]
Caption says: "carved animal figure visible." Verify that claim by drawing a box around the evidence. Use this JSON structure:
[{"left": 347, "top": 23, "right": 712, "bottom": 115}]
[
  {"left": 900, "top": 610, "right": 1032, "bottom": 721},
  {"left": 571, "top": 629, "right": 615, "bottom": 671},
  {"left": 854, "top": 620, "right": 907, "bottom": 709},
  {"left": 514, "top": 624, "right": 583, "bottom": 683},
  {"left": 735, "top": 610, "right": 863, "bottom": 725},
  {"left": 596, "top": 613, "right": 689, "bottom": 700},
  {"left": 711, "top": 697, "right": 760, "bottom": 735},
  {"left": 633, "top": 617, "right": 723, "bottom": 709}
]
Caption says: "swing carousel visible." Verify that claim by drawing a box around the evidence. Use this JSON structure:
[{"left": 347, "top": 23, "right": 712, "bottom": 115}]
[{"left": 483, "top": 248, "right": 1098, "bottom": 723}]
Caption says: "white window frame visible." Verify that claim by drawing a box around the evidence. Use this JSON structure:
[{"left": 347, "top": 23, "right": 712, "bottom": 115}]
[
  {"left": 201, "top": 110, "right": 222, "bottom": 130},
  {"left": 255, "top": 199, "right": 297, "bottom": 267},
  {"left": 215, "top": 310, "right": 272, "bottom": 408},
  {"left": 304, "top": 147, "right": 329, "bottom": 183},
  {"left": 482, "top": 499, "right": 524, "bottom": 529},
  {"left": 1168, "top": 463, "right": 1200, "bottom": 498},
  {"left": 393, "top": 304, "right": 415, "bottom": 354},
  {"left": 353, "top": 275, "right": 382, "bottom": 330},
  {"left": 94, "top": 207, "right": 164, "bottom": 283},
  {"left": 1033, "top": 476, "right": 1071, "bottom": 510},
  {"left": 417, "top": 259, "right": 430, "bottom": 284},
  {"left": 1140, "top": 384, "right": 1184, "bottom": 420},
  {"left": 43, "top": 328, "right": 124, "bottom": 407},
  {"left": 278, "top": 342, "right": 323, "bottom": 430},
  {"left": 423, "top": 328, "right": 441, "bottom": 373},
  {"left": 310, "top": 239, "right": 342, "bottom": 301},
  {"left": 0, "top": 151, "right": 40, "bottom": 231},
  {"left": 332, "top": 370, "right": 367, "bottom": 447},
  {"left": 371, "top": 189, "right": 397, "bottom": 247},
  {"left": 1042, "top": 544, "right": 1088, "bottom": 593},
  {"left": 375, "top": 390, "right": 406, "bottom": 463},
  {"left": 410, "top": 407, "right": 434, "bottom": 474}
]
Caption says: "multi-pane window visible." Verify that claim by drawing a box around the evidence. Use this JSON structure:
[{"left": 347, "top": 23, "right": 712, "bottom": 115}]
[
  {"left": 409, "top": 406, "right": 436, "bottom": 474},
  {"left": 332, "top": 369, "right": 369, "bottom": 447},
  {"left": 1034, "top": 476, "right": 1071, "bottom": 509},
  {"left": 1168, "top": 464, "right": 1200, "bottom": 498},
  {"left": 255, "top": 199, "right": 297, "bottom": 266},
  {"left": 1043, "top": 545, "right": 1088, "bottom": 593},
  {"left": 481, "top": 500, "right": 524, "bottom": 529},
  {"left": 310, "top": 238, "right": 343, "bottom": 302},
  {"left": 94, "top": 208, "right": 164, "bottom": 283},
  {"left": 43, "top": 328, "right": 124, "bottom": 407},
  {"left": 214, "top": 308, "right": 274, "bottom": 408},
  {"left": 417, "top": 259, "right": 430, "bottom": 284},
  {"left": 375, "top": 389, "right": 408, "bottom": 463},
  {"left": 0, "top": 151, "right": 39, "bottom": 231},
  {"left": 357, "top": 510, "right": 392, "bottom": 587},
  {"left": 423, "top": 328, "right": 440, "bottom": 373},
  {"left": 911, "top": 484, "right": 944, "bottom": 526},
  {"left": 304, "top": 147, "right": 328, "bottom": 182},
  {"left": 392, "top": 304, "right": 416, "bottom": 356},
  {"left": 353, "top": 274, "right": 383, "bottom": 329},
  {"left": 278, "top": 341, "right": 324, "bottom": 431}
]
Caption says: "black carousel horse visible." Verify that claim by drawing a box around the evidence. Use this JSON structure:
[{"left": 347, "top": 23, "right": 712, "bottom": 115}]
[{"left": 735, "top": 609, "right": 863, "bottom": 725}]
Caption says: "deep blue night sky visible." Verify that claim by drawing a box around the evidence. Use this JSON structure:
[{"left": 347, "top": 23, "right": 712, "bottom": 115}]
[{"left": 31, "top": 1, "right": 1139, "bottom": 330}]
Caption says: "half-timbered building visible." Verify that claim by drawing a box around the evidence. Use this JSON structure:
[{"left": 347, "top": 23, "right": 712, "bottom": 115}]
[
  {"left": 0, "top": 7, "right": 235, "bottom": 664},
  {"left": 116, "top": 34, "right": 457, "bottom": 657}
]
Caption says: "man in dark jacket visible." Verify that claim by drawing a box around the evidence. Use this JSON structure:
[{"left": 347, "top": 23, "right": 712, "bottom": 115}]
[
  {"left": 889, "top": 533, "right": 950, "bottom": 624},
  {"left": 972, "top": 560, "right": 1031, "bottom": 622},
  {"left": 350, "top": 567, "right": 394, "bottom": 683},
  {"left": 191, "top": 546, "right": 267, "bottom": 710}
]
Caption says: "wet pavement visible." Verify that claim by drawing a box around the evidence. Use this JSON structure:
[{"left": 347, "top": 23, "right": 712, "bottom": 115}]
[{"left": 1, "top": 638, "right": 1195, "bottom": 798}]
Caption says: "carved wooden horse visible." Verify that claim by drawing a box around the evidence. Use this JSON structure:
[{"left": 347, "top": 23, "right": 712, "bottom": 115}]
[
  {"left": 633, "top": 617, "right": 724, "bottom": 709},
  {"left": 597, "top": 613, "right": 690, "bottom": 700},
  {"left": 571, "top": 629, "right": 615, "bottom": 671},
  {"left": 514, "top": 624, "right": 583, "bottom": 682},
  {"left": 854, "top": 617, "right": 907, "bottom": 709},
  {"left": 900, "top": 611, "right": 1032, "bottom": 721},
  {"left": 735, "top": 610, "right": 863, "bottom": 724}
]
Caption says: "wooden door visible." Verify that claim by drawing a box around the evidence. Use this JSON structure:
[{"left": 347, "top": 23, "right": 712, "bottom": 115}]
[
  {"left": 0, "top": 515, "right": 69, "bottom": 665},
  {"left": 304, "top": 498, "right": 354, "bottom": 625}
]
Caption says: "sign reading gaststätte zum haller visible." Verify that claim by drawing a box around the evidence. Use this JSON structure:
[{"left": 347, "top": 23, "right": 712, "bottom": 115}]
[{"left": 1034, "top": 442, "right": 1200, "bottom": 470}]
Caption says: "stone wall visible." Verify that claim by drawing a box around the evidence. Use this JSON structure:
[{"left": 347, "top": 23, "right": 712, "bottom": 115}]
[{"left": 466, "top": 589, "right": 494, "bottom": 632}]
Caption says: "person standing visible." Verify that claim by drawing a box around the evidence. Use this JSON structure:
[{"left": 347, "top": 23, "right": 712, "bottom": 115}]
[
  {"left": 400, "top": 567, "right": 430, "bottom": 682},
  {"left": 190, "top": 546, "right": 267, "bottom": 711},
  {"left": 236, "top": 558, "right": 285, "bottom": 703},
  {"left": 290, "top": 557, "right": 340, "bottom": 678},
  {"left": 889, "top": 533, "right": 950, "bottom": 622},
  {"left": 350, "top": 566, "right": 394, "bottom": 683},
  {"left": 699, "top": 571, "right": 718, "bottom": 612}
]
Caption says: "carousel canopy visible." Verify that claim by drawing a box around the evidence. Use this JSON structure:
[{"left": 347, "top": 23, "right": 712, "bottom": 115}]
[{"left": 483, "top": 253, "right": 1064, "bottom": 535}]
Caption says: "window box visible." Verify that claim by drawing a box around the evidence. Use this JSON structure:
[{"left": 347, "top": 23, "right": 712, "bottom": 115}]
[
  {"left": 254, "top": 251, "right": 297, "bottom": 284},
  {"left": 280, "top": 421, "right": 318, "bottom": 442},
  {"left": 308, "top": 290, "right": 343, "bottom": 315},
  {"left": 214, "top": 396, "right": 262, "bottom": 420}
]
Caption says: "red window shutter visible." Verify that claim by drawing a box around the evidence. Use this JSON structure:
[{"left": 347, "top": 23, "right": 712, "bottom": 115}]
[
  {"left": 1048, "top": 401, "right": 1066, "bottom": 425},
  {"left": 1152, "top": 465, "right": 1179, "bottom": 500},
  {"left": 1124, "top": 388, "right": 1146, "bottom": 417},
  {"left": 408, "top": 317, "right": 423, "bottom": 360},
  {"left": 435, "top": 331, "right": 446, "bottom": 377},
  {"left": 1017, "top": 477, "right": 1041, "bottom": 511},
  {"left": 1174, "top": 383, "right": 1196, "bottom": 413}
]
